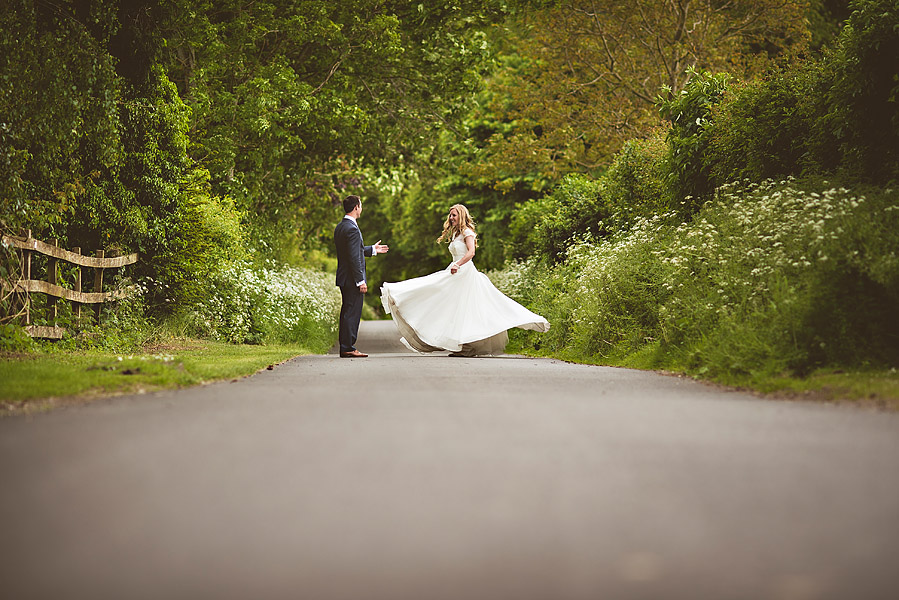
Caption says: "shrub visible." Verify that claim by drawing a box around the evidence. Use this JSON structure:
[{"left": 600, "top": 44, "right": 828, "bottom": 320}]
[
  {"left": 503, "top": 178, "right": 899, "bottom": 376},
  {"left": 61, "top": 68, "right": 247, "bottom": 315},
  {"left": 561, "top": 213, "right": 675, "bottom": 359},
  {"left": 705, "top": 62, "right": 835, "bottom": 185},
  {"left": 0, "top": 1, "right": 123, "bottom": 237},
  {"left": 48, "top": 276, "right": 154, "bottom": 352},
  {"left": 0, "top": 324, "right": 35, "bottom": 353},
  {"left": 155, "top": 169, "right": 246, "bottom": 308},
  {"left": 679, "top": 1, "right": 899, "bottom": 194},
  {"left": 659, "top": 178, "right": 899, "bottom": 374},
  {"left": 508, "top": 134, "right": 668, "bottom": 262},
  {"left": 178, "top": 261, "right": 341, "bottom": 350},
  {"left": 657, "top": 69, "right": 731, "bottom": 214},
  {"left": 493, "top": 211, "right": 677, "bottom": 360},
  {"left": 600, "top": 134, "right": 669, "bottom": 227},
  {"left": 825, "top": 0, "right": 899, "bottom": 183},
  {"left": 488, "top": 257, "right": 571, "bottom": 354},
  {"left": 509, "top": 174, "right": 606, "bottom": 262}
]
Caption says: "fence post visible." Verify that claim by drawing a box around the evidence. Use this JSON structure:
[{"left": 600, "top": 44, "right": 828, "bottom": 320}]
[
  {"left": 73, "top": 246, "right": 82, "bottom": 323},
  {"left": 93, "top": 249, "right": 104, "bottom": 323},
  {"left": 48, "top": 239, "right": 58, "bottom": 325},
  {"left": 23, "top": 229, "right": 32, "bottom": 325}
]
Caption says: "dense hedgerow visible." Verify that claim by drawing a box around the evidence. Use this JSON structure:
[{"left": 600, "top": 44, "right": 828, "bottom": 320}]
[
  {"left": 495, "top": 179, "right": 899, "bottom": 377},
  {"left": 1, "top": 261, "right": 340, "bottom": 353},
  {"left": 660, "top": 179, "right": 899, "bottom": 373},
  {"left": 178, "top": 263, "right": 340, "bottom": 350}
]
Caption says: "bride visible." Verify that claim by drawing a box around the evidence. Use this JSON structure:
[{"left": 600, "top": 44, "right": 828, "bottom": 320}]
[{"left": 380, "top": 204, "right": 549, "bottom": 356}]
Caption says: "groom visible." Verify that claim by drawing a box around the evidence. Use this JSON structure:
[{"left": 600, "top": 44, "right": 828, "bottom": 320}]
[{"left": 334, "top": 195, "right": 388, "bottom": 358}]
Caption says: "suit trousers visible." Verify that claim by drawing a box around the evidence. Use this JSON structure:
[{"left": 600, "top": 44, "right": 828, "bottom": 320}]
[{"left": 338, "top": 284, "right": 364, "bottom": 353}]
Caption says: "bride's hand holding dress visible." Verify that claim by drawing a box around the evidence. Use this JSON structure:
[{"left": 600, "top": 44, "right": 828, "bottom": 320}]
[{"left": 449, "top": 232, "right": 474, "bottom": 275}]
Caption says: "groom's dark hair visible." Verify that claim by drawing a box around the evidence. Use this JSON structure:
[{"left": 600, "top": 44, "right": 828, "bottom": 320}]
[{"left": 343, "top": 195, "right": 361, "bottom": 214}]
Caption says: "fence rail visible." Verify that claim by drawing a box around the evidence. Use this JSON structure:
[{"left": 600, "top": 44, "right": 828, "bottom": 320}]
[{"left": 1, "top": 231, "right": 139, "bottom": 339}]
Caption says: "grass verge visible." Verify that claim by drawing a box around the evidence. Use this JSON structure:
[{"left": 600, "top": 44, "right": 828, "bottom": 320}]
[
  {"left": 736, "top": 368, "right": 899, "bottom": 411},
  {"left": 614, "top": 342, "right": 899, "bottom": 410},
  {"left": 509, "top": 336, "right": 899, "bottom": 411},
  {"left": 0, "top": 339, "right": 312, "bottom": 416}
]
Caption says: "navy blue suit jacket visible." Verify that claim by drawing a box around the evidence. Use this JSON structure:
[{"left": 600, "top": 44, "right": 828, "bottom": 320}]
[{"left": 334, "top": 217, "right": 373, "bottom": 287}]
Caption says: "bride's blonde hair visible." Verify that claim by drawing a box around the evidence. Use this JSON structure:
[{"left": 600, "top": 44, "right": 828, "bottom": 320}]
[{"left": 437, "top": 204, "right": 477, "bottom": 245}]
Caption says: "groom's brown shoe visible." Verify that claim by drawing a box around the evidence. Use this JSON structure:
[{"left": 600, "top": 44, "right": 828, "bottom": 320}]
[{"left": 340, "top": 350, "right": 368, "bottom": 358}]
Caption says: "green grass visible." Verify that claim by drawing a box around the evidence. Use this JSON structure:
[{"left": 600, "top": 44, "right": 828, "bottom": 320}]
[
  {"left": 508, "top": 336, "right": 899, "bottom": 410},
  {"left": 737, "top": 368, "right": 899, "bottom": 410},
  {"left": 611, "top": 343, "right": 899, "bottom": 410},
  {"left": 0, "top": 340, "right": 313, "bottom": 415}
]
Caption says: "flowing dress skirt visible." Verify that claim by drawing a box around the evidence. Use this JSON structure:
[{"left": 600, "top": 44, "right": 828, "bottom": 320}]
[{"left": 380, "top": 262, "right": 549, "bottom": 356}]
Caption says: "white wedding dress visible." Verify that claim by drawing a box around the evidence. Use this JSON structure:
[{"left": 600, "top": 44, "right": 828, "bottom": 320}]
[{"left": 380, "top": 229, "right": 550, "bottom": 356}]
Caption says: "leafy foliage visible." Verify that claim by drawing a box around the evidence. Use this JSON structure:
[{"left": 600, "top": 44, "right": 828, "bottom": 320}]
[
  {"left": 1, "top": 0, "right": 508, "bottom": 345},
  {"left": 177, "top": 261, "right": 340, "bottom": 349},
  {"left": 508, "top": 135, "right": 667, "bottom": 261},
  {"left": 465, "top": 0, "right": 809, "bottom": 195},
  {"left": 680, "top": 0, "right": 899, "bottom": 206},
  {"left": 658, "top": 70, "right": 731, "bottom": 215},
  {"left": 500, "top": 179, "right": 899, "bottom": 375},
  {"left": 825, "top": 0, "right": 899, "bottom": 182},
  {"left": 494, "top": 1, "right": 899, "bottom": 382},
  {"left": 704, "top": 63, "right": 835, "bottom": 187},
  {"left": 0, "top": 0, "right": 123, "bottom": 236},
  {"left": 158, "top": 0, "right": 507, "bottom": 255}
]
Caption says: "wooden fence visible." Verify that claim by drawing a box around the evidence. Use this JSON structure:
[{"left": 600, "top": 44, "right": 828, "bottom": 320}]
[{"left": 1, "top": 231, "right": 139, "bottom": 339}]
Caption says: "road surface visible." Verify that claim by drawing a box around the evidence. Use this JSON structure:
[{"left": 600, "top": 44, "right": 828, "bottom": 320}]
[{"left": 1, "top": 320, "right": 898, "bottom": 599}]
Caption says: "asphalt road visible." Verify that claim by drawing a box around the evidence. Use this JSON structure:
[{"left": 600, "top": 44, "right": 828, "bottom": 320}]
[{"left": 2, "top": 320, "right": 898, "bottom": 600}]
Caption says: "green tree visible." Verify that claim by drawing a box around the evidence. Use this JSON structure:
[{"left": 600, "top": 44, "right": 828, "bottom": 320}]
[
  {"left": 0, "top": 0, "right": 122, "bottom": 237},
  {"left": 157, "top": 0, "right": 508, "bottom": 257},
  {"left": 466, "top": 0, "right": 810, "bottom": 193},
  {"left": 0, "top": 1, "right": 243, "bottom": 313}
]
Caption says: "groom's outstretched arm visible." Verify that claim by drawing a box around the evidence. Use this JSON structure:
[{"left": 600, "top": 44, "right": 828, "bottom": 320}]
[{"left": 364, "top": 240, "right": 390, "bottom": 257}]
